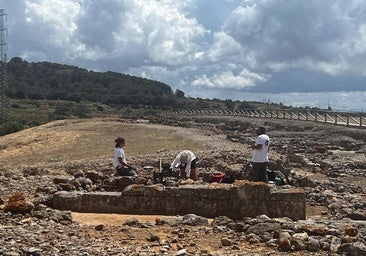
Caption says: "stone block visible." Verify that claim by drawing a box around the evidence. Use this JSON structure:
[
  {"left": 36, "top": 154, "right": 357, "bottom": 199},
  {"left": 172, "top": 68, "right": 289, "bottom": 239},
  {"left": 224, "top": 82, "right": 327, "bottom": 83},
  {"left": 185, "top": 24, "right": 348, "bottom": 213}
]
[
  {"left": 164, "top": 197, "right": 182, "bottom": 215},
  {"left": 121, "top": 184, "right": 145, "bottom": 196},
  {"left": 165, "top": 197, "right": 216, "bottom": 217},
  {"left": 241, "top": 200, "right": 269, "bottom": 218},
  {"left": 236, "top": 182, "right": 271, "bottom": 200},
  {"left": 190, "top": 199, "right": 217, "bottom": 217},
  {"left": 206, "top": 183, "right": 235, "bottom": 200},
  {"left": 144, "top": 184, "right": 165, "bottom": 197},
  {"left": 267, "top": 199, "right": 305, "bottom": 220},
  {"left": 269, "top": 188, "right": 305, "bottom": 201},
  {"left": 51, "top": 183, "right": 306, "bottom": 220},
  {"left": 165, "top": 184, "right": 209, "bottom": 199},
  {"left": 52, "top": 191, "right": 83, "bottom": 211},
  {"left": 216, "top": 198, "right": 241, "bottom": 219},
  {"left": 83, "top": 192, "right": 129, "bottom": 213},
  {"left": 266, "top": 188, "right": 306, "bottom": 220},
  {"left": 127, "top": 195, "right": 165, "bottom": 215}
]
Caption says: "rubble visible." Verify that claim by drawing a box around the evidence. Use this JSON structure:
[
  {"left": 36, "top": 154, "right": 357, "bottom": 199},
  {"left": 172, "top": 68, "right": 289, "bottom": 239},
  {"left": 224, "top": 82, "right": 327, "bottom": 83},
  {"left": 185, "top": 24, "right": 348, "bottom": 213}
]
[{"left": 0, "top": 116, "right": 365, "bottom": 255}]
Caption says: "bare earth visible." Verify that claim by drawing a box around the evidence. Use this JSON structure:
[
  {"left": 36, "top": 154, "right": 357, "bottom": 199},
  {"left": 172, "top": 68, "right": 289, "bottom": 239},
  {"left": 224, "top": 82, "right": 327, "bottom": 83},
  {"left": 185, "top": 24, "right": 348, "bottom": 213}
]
[{"left": 0, "top": 116, "right": 365, "bottom": 255}]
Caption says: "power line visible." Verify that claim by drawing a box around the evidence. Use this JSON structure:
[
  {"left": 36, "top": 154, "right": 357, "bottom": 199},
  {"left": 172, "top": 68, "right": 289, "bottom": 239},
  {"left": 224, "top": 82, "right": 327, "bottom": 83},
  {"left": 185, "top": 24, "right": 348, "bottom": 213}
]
[{"left": 0, "top": 9, "right": 9, "bottom": 123}]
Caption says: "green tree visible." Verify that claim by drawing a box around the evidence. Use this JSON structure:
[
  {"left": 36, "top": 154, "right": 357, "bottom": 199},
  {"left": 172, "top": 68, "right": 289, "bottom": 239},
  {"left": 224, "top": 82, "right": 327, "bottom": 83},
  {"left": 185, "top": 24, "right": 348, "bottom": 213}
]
[
  {"left": 175, "top": 89, "right": 185, "bottom": 98},
  {"left": 225, "top": 99, "right": 234, "bottom": 109}
]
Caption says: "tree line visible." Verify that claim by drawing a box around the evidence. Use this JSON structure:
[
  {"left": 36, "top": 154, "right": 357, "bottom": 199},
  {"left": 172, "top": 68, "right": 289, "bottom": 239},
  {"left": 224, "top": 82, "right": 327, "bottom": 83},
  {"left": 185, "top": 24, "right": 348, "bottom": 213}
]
[
  {"left": 5, "top": 57, "right": 290, "bottom": 111},
  {"left": 6, "top": 57, "right": 181, "bottom": 107}
]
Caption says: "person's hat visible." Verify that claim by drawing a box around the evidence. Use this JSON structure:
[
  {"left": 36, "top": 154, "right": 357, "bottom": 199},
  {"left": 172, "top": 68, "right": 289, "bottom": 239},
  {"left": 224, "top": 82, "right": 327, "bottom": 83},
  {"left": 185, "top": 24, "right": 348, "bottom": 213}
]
[
  {"left": 114, "top": 137, "right": 124, "bottom": 143},
  {"left": 180, "top": 152, "right": 189, "bottom": 164}
]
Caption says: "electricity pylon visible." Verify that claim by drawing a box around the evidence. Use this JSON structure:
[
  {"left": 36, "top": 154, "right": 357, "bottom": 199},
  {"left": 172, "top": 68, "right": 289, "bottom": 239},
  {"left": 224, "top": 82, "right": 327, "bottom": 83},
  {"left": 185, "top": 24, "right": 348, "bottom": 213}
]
[{"left": 0, "top": 9, "right": 8, "bottom": 123}]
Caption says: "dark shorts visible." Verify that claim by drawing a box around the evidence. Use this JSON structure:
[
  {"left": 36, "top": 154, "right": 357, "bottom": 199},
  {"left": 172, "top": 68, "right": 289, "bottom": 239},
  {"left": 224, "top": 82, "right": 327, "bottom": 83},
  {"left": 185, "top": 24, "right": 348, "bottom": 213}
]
[
  {"left": 115, "top": 166, "right": 137, "bottom": 176},
  {"left": 251, "top": 162, "right": 268, "bottom": 182}
]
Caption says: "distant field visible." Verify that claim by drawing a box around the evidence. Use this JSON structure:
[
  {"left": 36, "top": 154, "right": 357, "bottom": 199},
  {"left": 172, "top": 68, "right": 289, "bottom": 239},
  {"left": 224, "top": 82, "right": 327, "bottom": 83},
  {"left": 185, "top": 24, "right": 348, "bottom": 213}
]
[{"left": 0, "top": 118, "right": 204, "bottom": 168}]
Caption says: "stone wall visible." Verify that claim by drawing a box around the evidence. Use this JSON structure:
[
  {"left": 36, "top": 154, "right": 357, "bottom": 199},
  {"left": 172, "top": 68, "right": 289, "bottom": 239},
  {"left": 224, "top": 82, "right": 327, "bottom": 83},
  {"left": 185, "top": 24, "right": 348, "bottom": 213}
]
[{"left": 51, "top": 181, "right": 306, "bottom": 220}]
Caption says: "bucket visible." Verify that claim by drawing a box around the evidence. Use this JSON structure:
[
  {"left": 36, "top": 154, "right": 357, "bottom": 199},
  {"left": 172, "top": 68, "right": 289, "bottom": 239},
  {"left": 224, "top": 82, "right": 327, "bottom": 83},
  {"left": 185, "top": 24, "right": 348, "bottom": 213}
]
[{"left": 211, "top": 172, "right": 225, "bottom": 183}]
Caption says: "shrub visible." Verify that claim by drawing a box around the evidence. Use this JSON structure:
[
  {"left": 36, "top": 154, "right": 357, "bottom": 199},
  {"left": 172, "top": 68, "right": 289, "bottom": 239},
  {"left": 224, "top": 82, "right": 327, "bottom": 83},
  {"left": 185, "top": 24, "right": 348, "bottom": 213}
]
[{"left": 0, "top": 122, "right": 25, "bottom": 136}]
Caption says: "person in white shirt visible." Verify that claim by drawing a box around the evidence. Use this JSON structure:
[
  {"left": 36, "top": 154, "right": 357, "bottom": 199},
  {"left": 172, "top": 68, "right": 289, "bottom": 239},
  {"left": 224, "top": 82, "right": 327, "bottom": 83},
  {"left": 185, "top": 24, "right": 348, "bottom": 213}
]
[
  {"left": 170, "top": 150, "right": 198, "bottom": 180},
  {"left": 113, "top": 137, "right": 137, "bottom": 176},
  {"left": 249, "top": 126, "right": 270, "bottom": 182}
]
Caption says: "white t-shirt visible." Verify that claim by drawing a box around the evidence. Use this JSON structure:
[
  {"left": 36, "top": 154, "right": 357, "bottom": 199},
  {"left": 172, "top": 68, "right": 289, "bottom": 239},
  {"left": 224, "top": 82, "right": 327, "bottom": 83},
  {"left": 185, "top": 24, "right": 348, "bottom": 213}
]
[
  {"left": 251, "top": 134, "right": 270, "bottom": 163},
  {"left": 113, "top": 147, "right": 126, "bottom": 167},
  {"left": 170, "top": 150, "right": 196, "bottom": 177}
]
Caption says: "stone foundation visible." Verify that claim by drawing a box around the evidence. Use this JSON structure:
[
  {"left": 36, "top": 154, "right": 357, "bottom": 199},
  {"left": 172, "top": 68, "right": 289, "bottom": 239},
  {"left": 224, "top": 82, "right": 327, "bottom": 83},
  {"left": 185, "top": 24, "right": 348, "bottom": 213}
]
[{"left": 52, "top": 181, "right": 306, "bottom": 220}]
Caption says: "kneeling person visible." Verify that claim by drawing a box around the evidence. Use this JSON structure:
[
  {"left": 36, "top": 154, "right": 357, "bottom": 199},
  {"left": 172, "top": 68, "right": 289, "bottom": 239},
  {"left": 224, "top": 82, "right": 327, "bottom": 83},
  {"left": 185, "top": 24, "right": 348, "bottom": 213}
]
[{"left": 113, "top": 137, "right": 137, "bottom": 176}]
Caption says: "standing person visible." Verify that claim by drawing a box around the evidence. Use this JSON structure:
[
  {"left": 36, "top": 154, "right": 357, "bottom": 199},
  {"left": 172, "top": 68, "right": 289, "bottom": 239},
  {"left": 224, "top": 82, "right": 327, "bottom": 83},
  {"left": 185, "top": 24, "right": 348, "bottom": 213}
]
[
  {"left": 113, "top": 137, "right": 137, "bottom": 176},
  {"left": 249, "top": 126, "right": 270, "bottom": 182},
  {"left": 170, "top": 150, "right": 198, "bottom": 181}
]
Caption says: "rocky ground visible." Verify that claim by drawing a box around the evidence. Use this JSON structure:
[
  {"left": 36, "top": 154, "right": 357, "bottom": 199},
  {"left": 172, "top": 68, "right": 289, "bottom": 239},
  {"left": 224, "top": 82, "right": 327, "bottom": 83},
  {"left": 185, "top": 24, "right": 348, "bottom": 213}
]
[{"left": 0, "top": 116, "right": 365, "bottom": 255}]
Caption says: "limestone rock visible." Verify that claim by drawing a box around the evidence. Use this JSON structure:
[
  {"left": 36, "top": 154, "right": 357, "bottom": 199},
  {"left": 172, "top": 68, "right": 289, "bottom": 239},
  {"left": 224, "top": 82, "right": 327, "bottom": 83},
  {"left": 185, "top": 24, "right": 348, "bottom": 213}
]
[
  {"left": 306, "top": 237, "right": 320, "bottom": 252},
  {"left": 278, "top": 231, "right": 292, "bottom": 251},
  {"left": 221, "top": 237, "right": 232, "bottom": 246},
  {"left": 338, "top": 242, "right": 366, "bottom": 256},
  {"left": 291, "top": 232, "right": 308, "bottom": 251},
  {"left": 182, "top": 214, "right": 208, "bottom": 226}
]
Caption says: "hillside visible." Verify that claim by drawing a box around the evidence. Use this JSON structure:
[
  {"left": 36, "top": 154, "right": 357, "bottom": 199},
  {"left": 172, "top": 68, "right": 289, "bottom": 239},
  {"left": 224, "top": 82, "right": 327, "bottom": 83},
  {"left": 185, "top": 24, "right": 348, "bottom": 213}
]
[
  {"left": 5, "top": 57, "right": 311, "bottom": 112},
  {"left": 0, "top": 117, "right": 217, "bottom": 168},
  {"left": 1, "top": 57, "right": 297, "bottom": 136},
  {"left": 6, "top": 57, "right": 178, "bottom": 107}
]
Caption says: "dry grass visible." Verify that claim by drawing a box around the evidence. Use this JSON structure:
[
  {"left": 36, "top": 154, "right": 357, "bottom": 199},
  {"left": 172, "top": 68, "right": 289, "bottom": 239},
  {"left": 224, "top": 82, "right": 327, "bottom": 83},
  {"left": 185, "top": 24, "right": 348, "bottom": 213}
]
[{"left": 0, "top": 117, "right": 205, "bottom": 168}]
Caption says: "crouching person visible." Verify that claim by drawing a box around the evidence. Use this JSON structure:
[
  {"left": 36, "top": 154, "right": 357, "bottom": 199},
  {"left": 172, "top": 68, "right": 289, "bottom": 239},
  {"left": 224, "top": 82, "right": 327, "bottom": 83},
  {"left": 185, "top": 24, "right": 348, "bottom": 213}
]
[
  {"left": 170, "top": 150, "right": 198, "bottom": 181},
  {"left": 113, "top": 137, "right": 137, "bottom": 176}
]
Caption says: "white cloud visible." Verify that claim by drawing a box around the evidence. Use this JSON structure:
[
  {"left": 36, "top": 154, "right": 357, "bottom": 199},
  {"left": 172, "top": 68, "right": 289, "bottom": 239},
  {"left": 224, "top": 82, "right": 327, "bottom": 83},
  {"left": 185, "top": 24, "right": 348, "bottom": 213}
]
[
  {"left": 3, "top": 0, "right": 366, "bottom": 94},
  {"left": 24, "top": 0, "right": 83, "bottom": 60},
  {"left": 12, "top": 0, "right": 207, "bottom": 67},
  {"left": 74, "top": 0, "right": 207, "bottom": 67},
  {"left": 220, "top": 0, "right": 366, "bottom": 75},
  {"left": 191, "top": 69, "right": 269, "bottom": 89},
  {"left": 207, "top": 31, "right": 242, "bottom": 62},
  {"left": 127, "top": 65, "right": 180, "bottom": 85}
]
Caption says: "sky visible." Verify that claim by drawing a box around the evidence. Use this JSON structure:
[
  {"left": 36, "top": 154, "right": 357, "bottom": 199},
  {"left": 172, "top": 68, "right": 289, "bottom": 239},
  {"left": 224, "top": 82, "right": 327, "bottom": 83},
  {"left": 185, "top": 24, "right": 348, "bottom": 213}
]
[{"left": 1, "top": 0, "right": 366, "bottom": 110}]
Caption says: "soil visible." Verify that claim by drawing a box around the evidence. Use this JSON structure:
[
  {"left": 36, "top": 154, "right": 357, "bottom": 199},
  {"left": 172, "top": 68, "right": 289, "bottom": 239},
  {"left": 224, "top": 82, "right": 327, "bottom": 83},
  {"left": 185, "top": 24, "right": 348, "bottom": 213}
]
[{"left": 0, "top": 116, "right": 365, "bottom": 255}]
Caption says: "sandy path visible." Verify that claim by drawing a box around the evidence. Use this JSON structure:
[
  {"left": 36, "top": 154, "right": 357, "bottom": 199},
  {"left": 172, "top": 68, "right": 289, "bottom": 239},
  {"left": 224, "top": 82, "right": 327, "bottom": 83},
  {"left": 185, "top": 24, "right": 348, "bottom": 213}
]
[{"left": 72, "top": 212, "right": 174, "bottom": 226}]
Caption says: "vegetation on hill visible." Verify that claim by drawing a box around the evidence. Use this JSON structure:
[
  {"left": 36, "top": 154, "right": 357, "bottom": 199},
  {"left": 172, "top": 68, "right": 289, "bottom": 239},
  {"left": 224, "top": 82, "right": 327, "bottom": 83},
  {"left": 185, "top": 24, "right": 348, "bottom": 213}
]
[
  {"left": 0, "top": 57, "right": 325, "bottom": 135},
  {"left": 4, "top": 57, "right": 289, "bottom": 111},
  {"left": 6, "top": 57, "right": 176, "bottom": 106}
]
